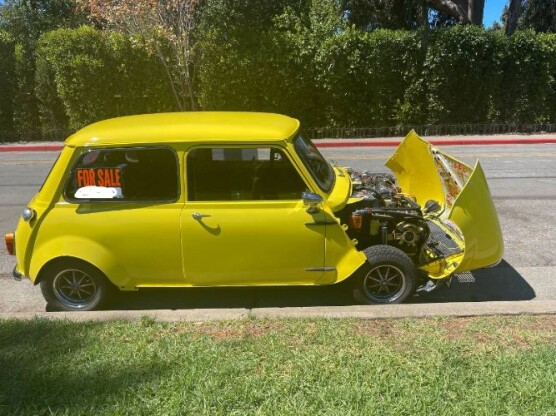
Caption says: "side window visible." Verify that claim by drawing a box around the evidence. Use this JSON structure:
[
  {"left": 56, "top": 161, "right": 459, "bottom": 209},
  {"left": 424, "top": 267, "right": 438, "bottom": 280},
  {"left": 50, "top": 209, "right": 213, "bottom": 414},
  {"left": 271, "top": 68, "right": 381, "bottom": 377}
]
[
  {"left": 65, "top": 147, "right": 179, "bottom": 202},
  {"left": 187, "top": 147, "right": 307, "bottom": 201}
]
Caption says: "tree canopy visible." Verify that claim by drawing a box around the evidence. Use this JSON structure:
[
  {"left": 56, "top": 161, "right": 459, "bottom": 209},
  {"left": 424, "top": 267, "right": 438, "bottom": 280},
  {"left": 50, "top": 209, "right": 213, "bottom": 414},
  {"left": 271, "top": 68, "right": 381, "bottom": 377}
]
[{"left": 0, "top": 0, "right": 554, "bottom": 140}]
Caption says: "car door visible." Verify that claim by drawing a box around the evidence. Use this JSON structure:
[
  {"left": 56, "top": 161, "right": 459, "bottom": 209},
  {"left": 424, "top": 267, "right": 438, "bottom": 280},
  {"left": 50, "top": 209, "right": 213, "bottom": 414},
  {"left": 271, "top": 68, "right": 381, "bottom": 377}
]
[
  {"left": 180, "top": 146, "right": 326, "bottom": 286},
  {"left": 57, "top": 146, "right": 184, "bottom": 287}
]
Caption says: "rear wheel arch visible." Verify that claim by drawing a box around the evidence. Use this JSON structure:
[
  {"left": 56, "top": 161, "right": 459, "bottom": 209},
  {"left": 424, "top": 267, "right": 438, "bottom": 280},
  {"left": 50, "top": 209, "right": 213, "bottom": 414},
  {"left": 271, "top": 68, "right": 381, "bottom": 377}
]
[
  {"left": 29, "top": 236, "right": 130, "bottom": 288},
  {"left": 36, "top": 256, "right": 113, "bottom": 288},
  {"left": 37, "top": 257, "right": 117, "bottom": 311}
]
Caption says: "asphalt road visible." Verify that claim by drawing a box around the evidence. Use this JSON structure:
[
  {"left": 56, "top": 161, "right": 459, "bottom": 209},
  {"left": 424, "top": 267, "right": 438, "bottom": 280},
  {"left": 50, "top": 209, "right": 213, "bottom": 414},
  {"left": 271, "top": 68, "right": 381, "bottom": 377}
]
[{"left": 1, "top": 144, "right": 555, "bottom": 312}]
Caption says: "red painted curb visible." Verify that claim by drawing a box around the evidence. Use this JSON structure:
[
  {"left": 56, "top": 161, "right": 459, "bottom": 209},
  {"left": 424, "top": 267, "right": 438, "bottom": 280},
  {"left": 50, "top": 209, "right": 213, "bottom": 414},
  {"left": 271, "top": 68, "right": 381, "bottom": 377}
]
[
  {"left": 1, "top": 137, "right": 556, "bottom": 152},
  {"left": 316, "top": 138, "right": 556, "bottom": 147},
  {"left": 0, "top": 145, "right": 64, "bottom": 152}
]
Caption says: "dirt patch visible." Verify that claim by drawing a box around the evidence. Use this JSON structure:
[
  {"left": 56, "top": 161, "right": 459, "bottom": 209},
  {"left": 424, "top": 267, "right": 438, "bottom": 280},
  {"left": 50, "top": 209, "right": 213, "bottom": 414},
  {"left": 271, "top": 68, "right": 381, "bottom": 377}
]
[
  {"left": 515, "top": 315, "right": 556, "bottom": 332},
  {"left": 353, "top": 319, "right": 407, "bottom": 339},
  {"left": 184, "top": 320, "right": 285, "bottom": 340},
  {"left": 352, "top": 315, "right": 556, "bottom": 351},
  {"left": 441, "top": 317, "right": 475, "bottom": 341},
  {"left": 444, "top": 315, "right": 556, "bottom": 350}
]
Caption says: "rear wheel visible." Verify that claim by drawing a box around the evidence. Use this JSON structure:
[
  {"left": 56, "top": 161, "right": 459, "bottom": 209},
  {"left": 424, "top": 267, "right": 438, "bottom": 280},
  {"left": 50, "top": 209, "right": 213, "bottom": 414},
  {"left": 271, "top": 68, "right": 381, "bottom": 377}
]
[
  {"left": 40, "top": 260, "right": 112, "bottom": 311},
  {"left": 354, "top": 245, "right": 416, "bottom": 304}
]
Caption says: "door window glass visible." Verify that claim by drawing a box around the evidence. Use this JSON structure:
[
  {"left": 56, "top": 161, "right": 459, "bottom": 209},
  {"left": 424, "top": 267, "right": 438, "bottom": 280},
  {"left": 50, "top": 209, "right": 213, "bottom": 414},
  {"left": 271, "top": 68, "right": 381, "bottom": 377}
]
[
  {"left": 65, "top": 147, "right": 179, "bottom": 202},
  {"left": 187, "top": 147, "right": 307, "bottom": 201}
]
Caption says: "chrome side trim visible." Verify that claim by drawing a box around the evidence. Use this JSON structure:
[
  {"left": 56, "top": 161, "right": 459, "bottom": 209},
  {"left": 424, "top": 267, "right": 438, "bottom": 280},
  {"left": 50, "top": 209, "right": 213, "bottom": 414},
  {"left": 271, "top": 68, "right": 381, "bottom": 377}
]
[{"left": 305, "top": 267, "right": 337, "bottom": 272}]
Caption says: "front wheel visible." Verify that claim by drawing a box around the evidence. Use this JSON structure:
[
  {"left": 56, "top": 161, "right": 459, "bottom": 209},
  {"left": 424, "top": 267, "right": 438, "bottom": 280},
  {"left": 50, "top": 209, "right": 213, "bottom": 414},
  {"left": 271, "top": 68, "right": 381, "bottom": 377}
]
[
  {"left": 353, "top": 245, "right": 416, "bottom": 304},
  {"left": 40, "top": 260, "right": 112, "bottom": 311}
]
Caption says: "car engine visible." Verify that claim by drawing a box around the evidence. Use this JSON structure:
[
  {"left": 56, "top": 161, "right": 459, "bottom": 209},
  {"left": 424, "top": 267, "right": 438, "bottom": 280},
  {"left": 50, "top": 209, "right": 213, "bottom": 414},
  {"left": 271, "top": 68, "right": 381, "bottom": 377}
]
[{"left": 338, "top": 169, "right": 434, "bottom": 260}]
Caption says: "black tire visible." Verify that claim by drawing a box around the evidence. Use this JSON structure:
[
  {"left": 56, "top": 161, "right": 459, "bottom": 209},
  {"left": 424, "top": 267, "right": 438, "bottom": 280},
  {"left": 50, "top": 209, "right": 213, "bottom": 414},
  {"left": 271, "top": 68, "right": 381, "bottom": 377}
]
[
  {"left": 40, "top": 259, "right": 112, "bottom": 311},
  {"left": 353, "top": 245, "right": 416, "bottom": 304}
]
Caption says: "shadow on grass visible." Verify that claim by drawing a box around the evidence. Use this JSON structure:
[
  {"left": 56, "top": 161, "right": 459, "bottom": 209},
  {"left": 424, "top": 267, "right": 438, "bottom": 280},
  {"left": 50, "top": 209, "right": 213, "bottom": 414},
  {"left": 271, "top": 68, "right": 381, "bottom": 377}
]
[
  {"left": 61, "top": 258, "right": 535, "bottom": 311},
  {"left": 0, "top": 319, "right": 170, "bottom": 414}
]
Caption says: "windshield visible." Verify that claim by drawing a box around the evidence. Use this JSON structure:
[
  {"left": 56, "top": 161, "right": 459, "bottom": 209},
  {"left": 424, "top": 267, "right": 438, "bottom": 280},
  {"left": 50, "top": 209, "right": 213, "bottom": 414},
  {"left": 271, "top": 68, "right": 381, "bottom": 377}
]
[{"left": 294, "top": 135, "right": 335, "bottom": 193}]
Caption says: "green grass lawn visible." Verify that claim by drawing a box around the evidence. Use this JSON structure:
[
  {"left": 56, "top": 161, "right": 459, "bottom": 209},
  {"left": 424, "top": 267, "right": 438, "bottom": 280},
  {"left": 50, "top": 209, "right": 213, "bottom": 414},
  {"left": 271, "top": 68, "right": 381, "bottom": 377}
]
[{"left": 0, "top": 315, "right": 555, "bottom": 415}]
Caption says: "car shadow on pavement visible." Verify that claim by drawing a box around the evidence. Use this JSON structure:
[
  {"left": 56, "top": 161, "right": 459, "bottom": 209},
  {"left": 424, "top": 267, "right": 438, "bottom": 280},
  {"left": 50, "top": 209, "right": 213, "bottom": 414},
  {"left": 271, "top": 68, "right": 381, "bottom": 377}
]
[
  {"left": 99, "top": 259, "right": 535, "bottom": 311},
  {"left": 410, "top": 260, "right": 535, "bottom": 303}
]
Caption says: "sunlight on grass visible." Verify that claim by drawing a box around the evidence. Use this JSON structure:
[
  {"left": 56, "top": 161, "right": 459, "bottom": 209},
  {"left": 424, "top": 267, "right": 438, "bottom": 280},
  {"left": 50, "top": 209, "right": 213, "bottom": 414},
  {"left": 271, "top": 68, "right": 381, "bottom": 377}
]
[{"left": 0, "top": 315, "right": 554, "bottom": 415}]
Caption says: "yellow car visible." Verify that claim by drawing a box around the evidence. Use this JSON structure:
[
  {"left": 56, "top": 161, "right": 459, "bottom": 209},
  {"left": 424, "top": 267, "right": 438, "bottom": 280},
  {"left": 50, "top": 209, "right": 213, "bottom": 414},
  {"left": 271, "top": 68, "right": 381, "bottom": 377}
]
[{"left": 5, "top": 112, "right": 503, "bottom": 311}]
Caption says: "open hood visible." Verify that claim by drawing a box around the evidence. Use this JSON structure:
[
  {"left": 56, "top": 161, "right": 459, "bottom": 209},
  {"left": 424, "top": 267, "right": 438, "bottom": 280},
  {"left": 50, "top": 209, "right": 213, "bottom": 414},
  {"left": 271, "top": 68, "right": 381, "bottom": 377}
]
[{"left": 385, "top": 131, "right": 504, "bottom": 273}]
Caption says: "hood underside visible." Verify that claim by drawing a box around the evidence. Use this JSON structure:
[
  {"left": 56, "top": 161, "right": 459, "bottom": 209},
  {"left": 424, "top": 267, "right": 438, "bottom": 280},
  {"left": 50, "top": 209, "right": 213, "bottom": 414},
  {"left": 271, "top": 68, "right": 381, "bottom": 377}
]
[{"left": 385, "top": 131, "right": 504, "bottom": 273}]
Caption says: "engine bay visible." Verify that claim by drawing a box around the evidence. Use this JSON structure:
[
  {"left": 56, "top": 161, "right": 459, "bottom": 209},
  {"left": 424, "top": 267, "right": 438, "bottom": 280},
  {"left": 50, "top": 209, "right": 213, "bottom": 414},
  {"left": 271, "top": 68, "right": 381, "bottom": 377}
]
[{"left": 337, "top": 169, "right": 463, "bottom": 266}]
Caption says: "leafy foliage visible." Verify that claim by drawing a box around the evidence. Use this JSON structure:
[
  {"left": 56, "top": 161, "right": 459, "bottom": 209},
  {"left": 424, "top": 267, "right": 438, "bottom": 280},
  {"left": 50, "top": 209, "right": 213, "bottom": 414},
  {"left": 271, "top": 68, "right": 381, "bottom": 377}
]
[
  {"left": 87, "top": 0, "right": 203, "bottom": 111},
  {"left": 500, "top": 30, "right": 556, "bottom": 123},
  {"left": 196, "top": 6, "right": 555, "bottom": 128},
  {"left": 196, "top": 0, "right": 342, "bottom": 127},
  {"left": 0, "top": 0, "right": 88, "bottom": 137},
  {"left": 36, "top": 26, "right": 175, "bottom": 130},
  {"left": 341, "top": 0, "right": 425, "bottom": 30},
  {"left": 424, "top": 26, "right": 505, "bottom": 124},
  {"left": 317, "top": 29, "right": 427, "bottom": 126},
  {"left": 1, "top": 0, "right": 555, "bottom": 135},
  {"left": 519, "top": 0, "right": 556, "bottom": 33},
  {"left": 0, "top": 31, "right": 15, "bottom": 131}
]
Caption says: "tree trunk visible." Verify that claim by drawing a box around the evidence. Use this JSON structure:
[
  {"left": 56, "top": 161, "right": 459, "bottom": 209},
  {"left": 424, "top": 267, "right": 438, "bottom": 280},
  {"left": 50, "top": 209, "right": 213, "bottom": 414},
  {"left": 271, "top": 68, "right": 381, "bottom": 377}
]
[
  {"left": 427, "top": 0, "right": 470, "bottom": 23},
  {"left": 426, "top": 0, "right": 485, "bottom": 24},
  {"left": 469, "top": 0, "right": 485, "bottom": 25},
  {"left": 505, "top": 0, "right": 521, "bottom": 35}
]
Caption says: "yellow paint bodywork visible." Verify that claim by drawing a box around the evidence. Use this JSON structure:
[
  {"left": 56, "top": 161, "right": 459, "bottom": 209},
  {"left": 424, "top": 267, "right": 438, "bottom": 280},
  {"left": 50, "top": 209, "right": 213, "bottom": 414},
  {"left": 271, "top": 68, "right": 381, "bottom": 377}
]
[
  {"left": 386, "top": 131, "right": 504, "bottom": 277},
  {"left": 326, "top": 165, "right": 353, "bottom": 211},
  {"left": 13, "top": 115, "right": 501, "bottom": 290},
  {"left": 65, "top": 112, "right": 300, "bottom": 147},
  {"left": 14, "top": 112, "right": 364, "bottom": 289}
]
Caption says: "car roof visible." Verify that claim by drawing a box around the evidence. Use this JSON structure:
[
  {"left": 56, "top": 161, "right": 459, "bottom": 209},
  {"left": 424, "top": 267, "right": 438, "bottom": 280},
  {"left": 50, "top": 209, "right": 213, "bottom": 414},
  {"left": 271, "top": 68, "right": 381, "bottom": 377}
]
[{"left": 65, "top": 112, "right": 301, "bottom": 147}]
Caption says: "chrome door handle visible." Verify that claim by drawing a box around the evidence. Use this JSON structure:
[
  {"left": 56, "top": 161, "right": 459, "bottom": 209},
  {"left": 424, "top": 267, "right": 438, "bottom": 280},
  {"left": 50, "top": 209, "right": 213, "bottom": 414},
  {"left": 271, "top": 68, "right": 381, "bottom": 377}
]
[{"left": 192, "top": 212, "right": 211, "bottom": 220}]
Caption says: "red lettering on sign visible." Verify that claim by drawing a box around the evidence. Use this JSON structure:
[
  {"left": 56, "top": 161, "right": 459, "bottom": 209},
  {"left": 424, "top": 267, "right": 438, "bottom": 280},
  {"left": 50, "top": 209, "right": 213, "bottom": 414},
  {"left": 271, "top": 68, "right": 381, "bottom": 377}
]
[
  {"left": 76, "top": 167, "right": 121, "bottom": 188},
  {"left": 76, "top": 168, "right": 96, "bottom": 187},
  {"left": 76, "top": 169, "right": 84, "bottom": 187},
  {"left": 110, "top": 168, "right": 121, "bottom": 187},
  {"left": 97, "top": 169, "right": 104, "bottom": 186}
]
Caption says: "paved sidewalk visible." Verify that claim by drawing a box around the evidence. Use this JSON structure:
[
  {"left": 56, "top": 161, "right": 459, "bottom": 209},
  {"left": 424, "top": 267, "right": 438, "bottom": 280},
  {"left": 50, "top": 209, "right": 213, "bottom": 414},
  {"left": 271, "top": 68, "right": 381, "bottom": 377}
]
[
  {"left": 1, "top": 134, "right": 556, "bottom": 151},
  {"left": 1, "top": 300, "right": 555, "bottom": 322}
]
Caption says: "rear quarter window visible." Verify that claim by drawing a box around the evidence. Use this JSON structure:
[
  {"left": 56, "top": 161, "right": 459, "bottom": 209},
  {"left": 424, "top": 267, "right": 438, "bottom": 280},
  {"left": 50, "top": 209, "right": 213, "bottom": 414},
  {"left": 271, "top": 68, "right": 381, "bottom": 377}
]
[{"left": 64, "top": 147, "right": 179, "bottom": 202}]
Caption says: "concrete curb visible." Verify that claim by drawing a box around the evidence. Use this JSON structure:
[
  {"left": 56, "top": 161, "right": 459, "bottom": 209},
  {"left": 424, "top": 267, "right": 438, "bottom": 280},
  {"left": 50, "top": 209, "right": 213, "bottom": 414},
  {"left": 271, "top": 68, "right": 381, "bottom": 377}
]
[
  {"left": 251, "top": 300, "right": 556, "bottom": 319},
  {"left": 1, "top": 300, "right": 555, "bottom": 322},
  {"left": 2, "top": 136, "right": 556, "bottom": 152},
  {"left": 0, "top": 308, "right": 250, "bottom": 322}
]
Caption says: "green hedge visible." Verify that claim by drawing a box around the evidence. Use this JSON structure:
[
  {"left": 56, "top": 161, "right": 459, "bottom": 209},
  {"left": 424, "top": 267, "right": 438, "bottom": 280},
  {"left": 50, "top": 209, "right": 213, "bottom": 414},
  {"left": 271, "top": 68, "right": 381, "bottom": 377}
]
[
  {"left": 0, "top": 31, "right": 15, "bottom": 131},
  {"left": 35, "top": 26, "right": 175, "bottom": 131},
  {"left": 317, "top": 29, "right": 427, "bottom": 127},
  {"left": 500, "top": 31, "right": 555, "bottom": 123},
  {"left": 195, "top": 3, "right": 555, "bottom": 128},
  {"left": 424, "top": 26, "right": 505, "bottom": 124},
  {"left": 24, "top": 21, "right": 556, "bottom": 133}
]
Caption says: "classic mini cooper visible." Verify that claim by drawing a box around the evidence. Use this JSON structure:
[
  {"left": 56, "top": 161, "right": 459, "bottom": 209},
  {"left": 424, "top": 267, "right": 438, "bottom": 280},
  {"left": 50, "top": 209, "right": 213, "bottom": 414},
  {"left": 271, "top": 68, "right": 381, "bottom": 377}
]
[{"left": 6, "top": 112, "right": 504, "bottom": 311}]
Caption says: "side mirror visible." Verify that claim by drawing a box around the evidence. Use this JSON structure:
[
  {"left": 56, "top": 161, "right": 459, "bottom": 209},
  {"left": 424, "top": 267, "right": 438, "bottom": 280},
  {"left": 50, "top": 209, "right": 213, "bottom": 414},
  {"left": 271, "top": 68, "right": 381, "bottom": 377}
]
[{"left": 302, "top": 191, "right": 323, "bottom": 213}]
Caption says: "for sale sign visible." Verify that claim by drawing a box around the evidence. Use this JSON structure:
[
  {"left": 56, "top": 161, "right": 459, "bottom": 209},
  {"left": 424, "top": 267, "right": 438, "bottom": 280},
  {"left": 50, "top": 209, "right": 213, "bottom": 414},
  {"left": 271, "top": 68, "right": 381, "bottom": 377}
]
[{"left": 76, "top": 168, "right": 122, "bottom": 188}]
